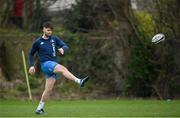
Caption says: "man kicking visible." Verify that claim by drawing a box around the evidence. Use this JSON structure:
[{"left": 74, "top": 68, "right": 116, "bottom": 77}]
[{"left": 28, "top": 22, "right": 89, "bottom": 114}]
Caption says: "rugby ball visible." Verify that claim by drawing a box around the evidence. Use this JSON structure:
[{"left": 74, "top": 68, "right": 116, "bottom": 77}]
[{"left": 152, "top": 33, "right": 165, "bottom": 44}]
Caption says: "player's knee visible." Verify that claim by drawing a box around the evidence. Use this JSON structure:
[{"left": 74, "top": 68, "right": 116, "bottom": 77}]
[
  {"left": 62, "top": 66, "right": 68, "bottom": 73},
  {"left": 45, "top": 87, "right": 53, "bottom": 93},
  {"left": 58, "top": 66, "right": 67, "bottom": 73}
]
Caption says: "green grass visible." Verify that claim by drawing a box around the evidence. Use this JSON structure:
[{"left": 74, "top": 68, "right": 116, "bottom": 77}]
[{"left": 0, "top": 99, "right": 180, "bottom": 117}]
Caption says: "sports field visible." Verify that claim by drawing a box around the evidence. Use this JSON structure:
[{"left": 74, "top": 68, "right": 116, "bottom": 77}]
[{"left": 0, "top": 99, "right": 179, "bottom": 117}]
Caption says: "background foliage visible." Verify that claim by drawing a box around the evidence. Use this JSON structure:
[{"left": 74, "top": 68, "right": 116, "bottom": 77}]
[{"left": 0, "top": 0, "right": 179, "bottom": 100}]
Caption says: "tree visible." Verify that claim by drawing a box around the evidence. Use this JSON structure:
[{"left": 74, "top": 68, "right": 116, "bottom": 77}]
[
  {"left": 0, "top": 0, "right": 57, "bottom": 31},
  {"left": 60, "top": 0, "right": 136, "bottom": 96},
  {"left": 127, "top": 0, "right": 180, "bottom": 99},
  {"left": 149, "top": 0, "right": 180, "bottom": 99},
  {"left": 27, "top": 0, "right": 58, "bottom": 31},
  {"left": 0, "top": 0, "right": 13, "bottom": 26}
]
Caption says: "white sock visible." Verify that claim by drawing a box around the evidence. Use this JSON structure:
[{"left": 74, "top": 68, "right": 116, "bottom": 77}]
[
  {"left": 37, "top": 101, "right": 45, "bottom": 110},
  {"left": 74, "top": 78, "right": 81, "bottom": 84}
]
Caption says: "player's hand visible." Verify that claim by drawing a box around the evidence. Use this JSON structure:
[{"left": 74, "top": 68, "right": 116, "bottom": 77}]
[
  {"left": 29, "top": 66, "right": 35, "bottom": 75},
  {"left": 58, "top": 48, "right": 64, "bottom": 55}
]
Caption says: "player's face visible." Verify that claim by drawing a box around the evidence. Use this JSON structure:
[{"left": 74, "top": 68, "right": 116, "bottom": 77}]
[{"left": 43, "top": 27, "right": 52, "bottom": 37}]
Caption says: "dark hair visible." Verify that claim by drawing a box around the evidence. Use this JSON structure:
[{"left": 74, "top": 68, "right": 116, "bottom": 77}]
[{"left": 43, "top": 22, "right": 53, "bottom": 29}]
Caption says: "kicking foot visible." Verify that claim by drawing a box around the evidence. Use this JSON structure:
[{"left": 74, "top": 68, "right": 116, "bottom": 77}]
[
  {"left": 35, "top": 109, "right": 45, "bottom": 114},
  {"left": 80, "top": 76, "right": 89, "bottom": 87}
]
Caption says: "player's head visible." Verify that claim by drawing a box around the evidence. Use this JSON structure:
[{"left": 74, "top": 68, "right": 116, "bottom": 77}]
[{"left": 42, "top": 22, "right": 53, "bottom": 37}]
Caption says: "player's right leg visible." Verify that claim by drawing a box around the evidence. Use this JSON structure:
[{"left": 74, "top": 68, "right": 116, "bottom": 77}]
[
  {"left": 35, "top": 77, "right": 56, "bottom": 114},
  {"left": 53, "top": 64, "right": 89, "bottom": 87}
]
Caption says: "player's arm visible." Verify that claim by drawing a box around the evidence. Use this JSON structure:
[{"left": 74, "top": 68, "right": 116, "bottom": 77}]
[
  {"left": 28, "top": 40, "right": 39, "bottom": 75},
  {"left": 55, "top": 37, "right": 69, "bottom": 55}
]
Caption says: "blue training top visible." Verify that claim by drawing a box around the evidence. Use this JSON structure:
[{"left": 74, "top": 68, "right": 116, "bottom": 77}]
[{"left": 29, "top": 36, "right": 69, "bottom": 67}]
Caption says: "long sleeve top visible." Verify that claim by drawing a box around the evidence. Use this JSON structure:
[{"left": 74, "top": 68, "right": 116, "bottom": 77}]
[{"left": 29, "top": 36, "right": 69, "bottom": 67}]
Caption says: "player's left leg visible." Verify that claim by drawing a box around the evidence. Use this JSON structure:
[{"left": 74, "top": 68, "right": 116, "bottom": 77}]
[
  {"left": 35, "top": 77, "right": 56, "bottom": 114},
  {"left": 54, "top": 64, "right": 89, "bottom": 87}
]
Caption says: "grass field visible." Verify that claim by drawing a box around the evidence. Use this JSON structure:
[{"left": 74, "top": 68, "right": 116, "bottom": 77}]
[{"left": 0, "top": 99, "right": 180, "bottom": 117}]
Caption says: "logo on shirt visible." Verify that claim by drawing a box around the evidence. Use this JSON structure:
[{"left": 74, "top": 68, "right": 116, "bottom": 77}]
[
  {"left": 51, "top": 39, "right": 54, "bottom": 43},
  {"left": 51, "top": 39, "right": 56, "bottom": 57},
  {"left": 40, "top": 42, "right": 44, "bottom": 45}
]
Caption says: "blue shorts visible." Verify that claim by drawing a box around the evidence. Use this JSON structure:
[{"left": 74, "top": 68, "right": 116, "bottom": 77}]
[{"left": 41, "top": 61, "right": 58, "bottom": 80}]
